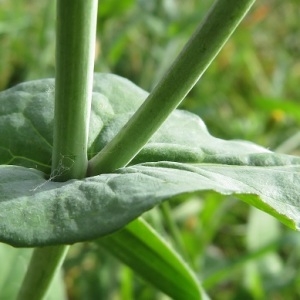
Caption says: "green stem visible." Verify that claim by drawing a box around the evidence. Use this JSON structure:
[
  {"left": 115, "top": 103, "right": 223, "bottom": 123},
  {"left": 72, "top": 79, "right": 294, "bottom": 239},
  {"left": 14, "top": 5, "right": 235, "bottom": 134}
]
[
  {"left": 87, "top": 0, "right": 255, "bottom": 176},
  {"left": 17, "top": 1, "right": 98, "bottom": 299},
  {"left": 52, "top": 0, "right": 98, "bottom": 181},
  {"left": 17, "top": 246, "right": 68, "bottom": 300}
]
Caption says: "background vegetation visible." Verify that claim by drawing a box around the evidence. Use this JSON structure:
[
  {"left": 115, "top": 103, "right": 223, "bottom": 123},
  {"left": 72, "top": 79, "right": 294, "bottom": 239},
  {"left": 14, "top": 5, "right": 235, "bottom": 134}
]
[{"left": 1, "top": 0, "right": 300, "bottom": 299}]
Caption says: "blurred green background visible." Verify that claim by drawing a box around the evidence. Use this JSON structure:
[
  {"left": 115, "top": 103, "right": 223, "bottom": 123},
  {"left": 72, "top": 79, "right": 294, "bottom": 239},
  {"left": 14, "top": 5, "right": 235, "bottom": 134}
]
[{"left": 1, "top": 0, "right": 300, "bottom": 299}]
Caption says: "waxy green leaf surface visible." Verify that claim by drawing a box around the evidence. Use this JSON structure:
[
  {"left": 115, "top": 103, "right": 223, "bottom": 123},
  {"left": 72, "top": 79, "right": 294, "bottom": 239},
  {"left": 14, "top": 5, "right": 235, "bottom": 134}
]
[
  {"left": 0, "top": 73, "right": 270, "bottom": 173},
  {"left": 0, "top": 74, "right": 300, "bottom": 246}
]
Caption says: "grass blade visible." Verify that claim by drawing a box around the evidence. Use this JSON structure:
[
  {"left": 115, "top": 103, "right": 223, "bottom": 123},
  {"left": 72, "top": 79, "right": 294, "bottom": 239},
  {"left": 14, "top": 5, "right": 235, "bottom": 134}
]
[{"left": 97, "top": 218, "right": 207, "bottom": 300}]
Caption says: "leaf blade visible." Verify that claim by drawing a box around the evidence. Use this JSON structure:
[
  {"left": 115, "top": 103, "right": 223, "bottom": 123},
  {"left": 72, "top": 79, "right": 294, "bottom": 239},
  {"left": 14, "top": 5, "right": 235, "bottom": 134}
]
[
  {"left": 1, "top": 74, "right": 300, "bottom": 247},
  {"left": 97, "top": 218, "right": 206, "bottom": 300},
  {"left": 1, "top": 158, "right": 300, "bottom": 247}
]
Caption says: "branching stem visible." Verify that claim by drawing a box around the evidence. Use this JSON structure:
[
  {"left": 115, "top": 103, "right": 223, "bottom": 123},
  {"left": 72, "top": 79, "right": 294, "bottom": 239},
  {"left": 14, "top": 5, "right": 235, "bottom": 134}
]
[{"left": 88, "top": 0, "right": 255, "bottom": 176}]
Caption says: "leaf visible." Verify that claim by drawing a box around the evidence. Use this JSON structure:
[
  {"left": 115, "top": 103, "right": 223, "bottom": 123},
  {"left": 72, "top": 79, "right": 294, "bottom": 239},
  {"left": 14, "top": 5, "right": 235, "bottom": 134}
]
[
  {"left": 0, "top": 74, "right": 300, "bottom": 247},
  {"left": 0, "top": 73, "right": 268, "bottom": 174},
  {"left": 97, "top": 218, "right": 206, "bottom": 300},
  {"left": 1, "top": 155, "right": 300, "bottom": 247},
  {"left": 0, "top": 74, "right": 148, "bottom": 173},
  {"left": 0, "top": 79, "right": 54, "bottom": 173}
]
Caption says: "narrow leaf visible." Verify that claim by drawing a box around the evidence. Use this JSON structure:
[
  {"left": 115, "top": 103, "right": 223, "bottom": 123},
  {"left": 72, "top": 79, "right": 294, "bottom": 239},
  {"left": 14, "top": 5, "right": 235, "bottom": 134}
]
[{"left": 97, "top": 218, "right": 206, "bottom": 300}]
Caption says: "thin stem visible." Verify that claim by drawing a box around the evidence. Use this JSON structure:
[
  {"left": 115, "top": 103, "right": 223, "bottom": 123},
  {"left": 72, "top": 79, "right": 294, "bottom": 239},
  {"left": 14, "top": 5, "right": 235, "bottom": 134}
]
[
  {"left": 17, "top": 1, "right": 98, "bottom": 299},
  {"left": 87, "top": 0, "right": 255, "bottom": 176}
]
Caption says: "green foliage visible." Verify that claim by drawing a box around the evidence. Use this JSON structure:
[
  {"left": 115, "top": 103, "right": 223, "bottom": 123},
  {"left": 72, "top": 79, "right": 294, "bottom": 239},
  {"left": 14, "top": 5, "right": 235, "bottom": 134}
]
[
  {"left": 0, "top": 244, "right": 66, "bottom": 299},
  {"left": 0, "top": 74, "right": 147, "bottom": 174},
  {"left": 1, "top": 73, "right": 300, "bottom": 249},
  {"left": 98, "top": 218, "right": 206, "bottom": 300},
  {"left": 0, "top": 1, "right": 55, "bottom": 89},
  {"left": 1, "top": 0, "right": 300, "bottom": 299}
]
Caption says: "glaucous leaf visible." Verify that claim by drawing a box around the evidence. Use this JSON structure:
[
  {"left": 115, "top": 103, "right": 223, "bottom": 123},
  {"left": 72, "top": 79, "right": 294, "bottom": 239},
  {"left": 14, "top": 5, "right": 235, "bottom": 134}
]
[
  {"left": 1, "top": 156, "right": 300, "bottom": 247},
  {"left": 0, "top": 73, "right": 269, "bottom": 174},
  {"left": 0, "top": 74, "right": 147, "bottom": 174},
  {"left": 0, "top": 74, "right": 300, "bottom": 247}
]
